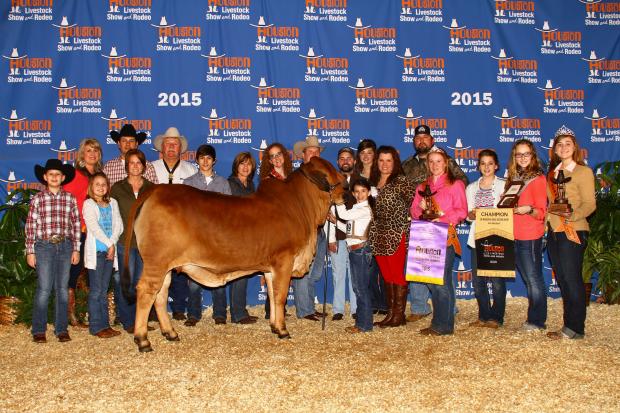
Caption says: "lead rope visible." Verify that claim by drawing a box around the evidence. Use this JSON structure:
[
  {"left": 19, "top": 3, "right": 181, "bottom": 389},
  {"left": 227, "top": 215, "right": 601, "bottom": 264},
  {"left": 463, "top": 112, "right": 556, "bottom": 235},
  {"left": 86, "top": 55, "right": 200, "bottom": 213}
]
[{"left": 321, "top": 202, "right": 334, "bottom": 331}]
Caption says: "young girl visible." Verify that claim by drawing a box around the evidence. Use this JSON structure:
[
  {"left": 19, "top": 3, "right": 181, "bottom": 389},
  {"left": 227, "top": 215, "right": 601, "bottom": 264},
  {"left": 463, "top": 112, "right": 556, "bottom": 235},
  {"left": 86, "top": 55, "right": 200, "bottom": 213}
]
[
  {"left": 505, "top": 139, "right": 548, "bottom": 331},
  {"left": 465, "top": 149, "right": 507, "bottom": 328},
  {"left": 332, "top": 178, "right": 374, "bottom": 333},
  {"left": 83, "top": 172, "right": 123, "bottom": 338}
]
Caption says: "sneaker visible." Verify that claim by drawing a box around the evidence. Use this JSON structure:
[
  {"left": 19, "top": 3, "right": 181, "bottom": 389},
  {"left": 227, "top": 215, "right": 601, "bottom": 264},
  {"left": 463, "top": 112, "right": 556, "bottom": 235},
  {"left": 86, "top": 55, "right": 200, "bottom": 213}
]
[
  {"left": 547, "top": 328, "right": 584, "bottom": 340},
  {"left": 522, "top": 322, "right": 545, "bottom": 332}
]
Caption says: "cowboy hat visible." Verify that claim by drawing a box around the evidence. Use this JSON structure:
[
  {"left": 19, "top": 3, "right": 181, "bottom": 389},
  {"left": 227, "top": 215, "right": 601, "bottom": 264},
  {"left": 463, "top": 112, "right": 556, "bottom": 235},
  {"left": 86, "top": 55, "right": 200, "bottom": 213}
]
[
  {"left": 34, "top": 159, "right": 75, "bottom": 185},
  {"left": 110, "top": 123, "right": 147, "bottom": 144},
  {"left": 154, "top": 127, "right": 188, "bottom": 153},
  {"left": 293, "top": 135, "right": 324, "bottom": 158}
]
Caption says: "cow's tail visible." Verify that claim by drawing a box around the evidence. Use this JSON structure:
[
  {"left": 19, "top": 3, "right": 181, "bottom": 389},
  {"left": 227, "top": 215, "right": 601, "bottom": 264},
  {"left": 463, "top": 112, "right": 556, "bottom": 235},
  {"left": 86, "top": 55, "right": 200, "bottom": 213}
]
[{"left": 121, "top": 185, "right": 157, "bottom": 305}]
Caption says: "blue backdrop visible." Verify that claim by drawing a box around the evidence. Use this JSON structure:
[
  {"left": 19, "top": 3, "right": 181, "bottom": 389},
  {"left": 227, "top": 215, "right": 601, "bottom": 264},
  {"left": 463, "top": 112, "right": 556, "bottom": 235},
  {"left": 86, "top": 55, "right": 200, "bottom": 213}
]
[{"left": 2, "top": 0, "right": 619, "bottom": 306}]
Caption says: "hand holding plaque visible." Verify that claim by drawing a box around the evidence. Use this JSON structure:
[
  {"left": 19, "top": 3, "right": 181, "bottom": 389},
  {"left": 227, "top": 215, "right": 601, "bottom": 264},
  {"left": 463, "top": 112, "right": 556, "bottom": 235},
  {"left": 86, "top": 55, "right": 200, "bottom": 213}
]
[
  {"left": 418, "top": 185, "right": 441, "bottom": 221},
  {"left": 549, "top": 170, "right": 572, "bottom": 215},
  {"left": 497, "top": 180, "right": 524, "bottom": 209}
]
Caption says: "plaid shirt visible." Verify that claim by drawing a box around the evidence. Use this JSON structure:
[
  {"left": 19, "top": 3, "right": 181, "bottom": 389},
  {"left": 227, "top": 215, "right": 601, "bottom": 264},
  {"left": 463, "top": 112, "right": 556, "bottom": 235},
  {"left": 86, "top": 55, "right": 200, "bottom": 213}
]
[
  {"left": 103, "top": 155, "right": 159, "bottom": 186},
  {"left": 25, "top": 188, "right": 81, "bottom": 254}
]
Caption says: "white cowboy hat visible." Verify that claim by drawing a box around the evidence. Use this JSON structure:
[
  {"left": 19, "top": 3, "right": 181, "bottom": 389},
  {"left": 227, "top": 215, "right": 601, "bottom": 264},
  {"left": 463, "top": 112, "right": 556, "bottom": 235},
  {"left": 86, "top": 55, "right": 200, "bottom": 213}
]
[
  {"left": 293, "top": 135, "right": 324, "bottom": 158},
  {"left": 154, "top": 126, "right": 188, "bottom": 153}
]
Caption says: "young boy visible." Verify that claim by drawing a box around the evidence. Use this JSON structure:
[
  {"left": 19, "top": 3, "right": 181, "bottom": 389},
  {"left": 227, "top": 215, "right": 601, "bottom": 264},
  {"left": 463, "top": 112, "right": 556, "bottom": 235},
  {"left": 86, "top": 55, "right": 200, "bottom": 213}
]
[{"left": 26, "top": 159, "right": 81, "bottom": 343}]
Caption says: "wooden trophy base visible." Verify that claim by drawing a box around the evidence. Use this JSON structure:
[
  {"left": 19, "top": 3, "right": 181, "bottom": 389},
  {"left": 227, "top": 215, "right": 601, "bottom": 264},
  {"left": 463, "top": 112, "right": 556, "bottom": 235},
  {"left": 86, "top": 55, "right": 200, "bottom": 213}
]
[
  {"left": 549, "top": 202, "right": 572, "bottom": 214},
  {"left": 420, "top": 212, "right": 441, "bottom": 221}
]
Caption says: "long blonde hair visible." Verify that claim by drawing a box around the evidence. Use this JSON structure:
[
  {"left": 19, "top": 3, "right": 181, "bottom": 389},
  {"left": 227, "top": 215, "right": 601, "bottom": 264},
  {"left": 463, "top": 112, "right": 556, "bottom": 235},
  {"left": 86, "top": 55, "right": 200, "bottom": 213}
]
[{"left": 75, "top": 138, "right": 103, "bottom": 175}]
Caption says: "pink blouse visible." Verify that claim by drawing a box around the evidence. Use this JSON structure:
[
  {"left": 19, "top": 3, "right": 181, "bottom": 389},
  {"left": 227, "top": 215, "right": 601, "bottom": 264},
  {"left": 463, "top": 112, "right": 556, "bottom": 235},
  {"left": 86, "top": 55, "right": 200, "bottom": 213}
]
[{"left": 411, "top": 174, "right": 467, "bottom": 226}]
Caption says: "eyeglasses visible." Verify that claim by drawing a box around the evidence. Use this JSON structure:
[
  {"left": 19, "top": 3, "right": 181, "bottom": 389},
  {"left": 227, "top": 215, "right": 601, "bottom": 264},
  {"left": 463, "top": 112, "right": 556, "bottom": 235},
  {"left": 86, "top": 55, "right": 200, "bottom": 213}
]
[
  {"left": 514, "top": 152, "right": 532, "bottom": 159},
  {"left": 269, "top": 151, "right": 283, "bottom": 160}
]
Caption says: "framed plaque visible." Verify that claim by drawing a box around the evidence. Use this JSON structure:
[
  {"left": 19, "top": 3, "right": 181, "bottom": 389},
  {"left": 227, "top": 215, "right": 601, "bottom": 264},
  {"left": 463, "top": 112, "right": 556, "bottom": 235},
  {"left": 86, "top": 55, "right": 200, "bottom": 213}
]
[{"left": 497, "top": 180, "right": 524, "bottom": 209}]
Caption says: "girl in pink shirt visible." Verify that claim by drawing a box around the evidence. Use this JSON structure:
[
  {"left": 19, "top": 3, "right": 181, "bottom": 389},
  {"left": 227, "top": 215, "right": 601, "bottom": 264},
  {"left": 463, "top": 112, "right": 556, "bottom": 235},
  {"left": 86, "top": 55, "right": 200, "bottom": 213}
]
[
  {"left": 410, "top": 148, "right": 467, "bottom": 335},
  {"left": 505, "top": 139, "right": 547, "bottom": 331}
]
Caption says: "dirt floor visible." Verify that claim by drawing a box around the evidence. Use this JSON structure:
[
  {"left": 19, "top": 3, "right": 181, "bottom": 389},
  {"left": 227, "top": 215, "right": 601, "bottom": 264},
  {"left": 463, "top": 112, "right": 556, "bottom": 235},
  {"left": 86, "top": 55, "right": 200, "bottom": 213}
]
[{"left": 1, "top": 298, "right": 619, "bottom": 412}]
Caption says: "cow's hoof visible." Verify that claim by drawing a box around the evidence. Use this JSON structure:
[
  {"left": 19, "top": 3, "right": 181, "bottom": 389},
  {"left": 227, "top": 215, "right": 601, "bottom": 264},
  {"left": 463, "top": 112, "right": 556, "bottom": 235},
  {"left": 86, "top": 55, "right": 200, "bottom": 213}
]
[
  {"left": 270, "top": 326, "right": 278, "bottom": 334},
  {"left": 134, "top": 337, "right": 153, "bottom": 352},
  {"left": 277, "top": 332, "right": 291, "bottom": 339},
  {"left": 162, "top": 332, "right": 180, "bottom": 342}
]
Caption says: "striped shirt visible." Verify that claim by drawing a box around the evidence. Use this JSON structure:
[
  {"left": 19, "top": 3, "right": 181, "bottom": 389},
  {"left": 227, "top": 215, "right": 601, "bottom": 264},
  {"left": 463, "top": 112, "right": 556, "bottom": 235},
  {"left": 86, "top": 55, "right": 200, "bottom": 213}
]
[
  {"left": 25, "top": 188, "right": 81, "bottom": 254},
  {"left": 102, "top": 155, "right": 159, "bottom": 186}
]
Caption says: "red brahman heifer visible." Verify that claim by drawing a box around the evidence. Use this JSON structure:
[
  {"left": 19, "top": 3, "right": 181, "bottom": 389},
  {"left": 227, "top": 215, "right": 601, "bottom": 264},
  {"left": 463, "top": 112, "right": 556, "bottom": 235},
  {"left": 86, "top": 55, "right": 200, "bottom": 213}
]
[{"left": 122, "top": 157, "right": 345, "bottom": 352}]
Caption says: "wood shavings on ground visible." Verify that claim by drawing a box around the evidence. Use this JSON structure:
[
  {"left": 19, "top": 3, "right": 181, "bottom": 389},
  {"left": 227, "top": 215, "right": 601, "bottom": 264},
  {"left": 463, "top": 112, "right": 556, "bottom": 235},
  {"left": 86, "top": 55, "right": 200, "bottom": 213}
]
[{"left": 1, "top": 298, "right": 619, "bottom": 412}]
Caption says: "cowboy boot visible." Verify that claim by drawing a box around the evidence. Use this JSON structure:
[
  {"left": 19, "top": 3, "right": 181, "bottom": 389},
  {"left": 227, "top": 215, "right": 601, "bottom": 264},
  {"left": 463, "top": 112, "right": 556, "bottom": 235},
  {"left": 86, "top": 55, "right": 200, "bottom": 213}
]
[
  {"left": 385, "top": 284, "right": 408, "bottom": 327},
  {"left": 375, "top": 283, "right": 394, "bottom": 327}
]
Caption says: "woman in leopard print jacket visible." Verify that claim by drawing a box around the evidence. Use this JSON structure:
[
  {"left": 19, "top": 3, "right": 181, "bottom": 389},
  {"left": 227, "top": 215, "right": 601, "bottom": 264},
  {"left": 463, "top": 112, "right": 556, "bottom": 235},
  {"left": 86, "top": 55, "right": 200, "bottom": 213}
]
[{"left": 368, "top": 146, "right": 417, "bottom": 328}]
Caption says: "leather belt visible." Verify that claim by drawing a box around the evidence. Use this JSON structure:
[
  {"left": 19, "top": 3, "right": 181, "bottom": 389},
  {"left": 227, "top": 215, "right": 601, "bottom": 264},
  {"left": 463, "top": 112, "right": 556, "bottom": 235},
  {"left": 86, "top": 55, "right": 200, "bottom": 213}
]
[
  {"left": 44, "top": 235, "right": 66, "bottom": 244},
  {"left": 349, "top": 242, "right": 367, "bottom": 251}
]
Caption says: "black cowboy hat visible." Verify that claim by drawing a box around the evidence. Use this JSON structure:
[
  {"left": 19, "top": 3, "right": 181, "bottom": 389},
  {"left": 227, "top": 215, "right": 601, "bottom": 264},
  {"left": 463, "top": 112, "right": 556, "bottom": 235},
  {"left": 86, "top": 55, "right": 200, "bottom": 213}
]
[
  {"left": 109, "top": 124, "right": 147, "bottom": 145},
  {"left": 34, "top": 159, "right": 76, "bottom": 185}
]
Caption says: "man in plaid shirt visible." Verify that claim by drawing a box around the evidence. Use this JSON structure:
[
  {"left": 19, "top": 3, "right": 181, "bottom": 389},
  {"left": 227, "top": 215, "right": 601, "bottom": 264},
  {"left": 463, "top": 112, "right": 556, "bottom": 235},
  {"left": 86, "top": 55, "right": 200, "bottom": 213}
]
[
  {"left": 103, "top": 124, "right": 158, "bottom": 185},
  {"left": 26, "top": 159, "right": 81, "bottom": 344}
]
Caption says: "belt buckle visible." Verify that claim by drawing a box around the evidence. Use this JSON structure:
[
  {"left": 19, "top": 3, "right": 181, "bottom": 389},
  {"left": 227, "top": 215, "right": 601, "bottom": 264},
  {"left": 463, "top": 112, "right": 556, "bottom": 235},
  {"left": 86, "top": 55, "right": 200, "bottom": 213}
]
[{"left": 49, "top": 235, "right": 63, "bottom": 244}]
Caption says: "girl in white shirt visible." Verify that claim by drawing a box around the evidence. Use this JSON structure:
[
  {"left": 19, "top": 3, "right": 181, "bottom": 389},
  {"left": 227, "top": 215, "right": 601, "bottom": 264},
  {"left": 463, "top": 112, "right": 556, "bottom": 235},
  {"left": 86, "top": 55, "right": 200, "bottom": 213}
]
[{"left": 332, "top": 178, "right": 374, "bottom": 333}]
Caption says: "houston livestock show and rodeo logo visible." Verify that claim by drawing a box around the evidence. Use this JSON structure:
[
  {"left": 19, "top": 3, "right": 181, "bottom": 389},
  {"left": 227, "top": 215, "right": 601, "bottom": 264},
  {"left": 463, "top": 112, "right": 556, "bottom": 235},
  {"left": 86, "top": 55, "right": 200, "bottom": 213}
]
[
  {"left": 3, "top": 109, "right": 51, "bottom": 145},
  {"left": 202, "top": 108, "right": 253, "bottom": 145},
  {"left": 303, "top": 0, "right": 347, "bottom": 22},
  {"left": 398, "top": 108, "right": 447, "bottom": 144},
  {"left": 492, "top": 48, "right": 538, "bottom": 85},
  {"left": 300, "top": 108, "right": 350, "bottom": 145},
  {"left": 399, "top": 0, "right": 443, "bottom": 23},
  {"left": 444, "top": 18, "right": 491, "bottom": 54},
  {"left": 7, "top": 0, "right": 53, "bottom": 21},
  {"left": 494, "top": 108, "right": 541, "bottom": 144},
  {"left": 348, "top": 17, "right": 396, "bottom": 53},
  {"left": 106, "top": 0, "right": 152, "bottom": 21},
  {"left": 205, "top": 0, "right": 250, "bottom": 21},
  {"left": 350, "top": 78, "right": 398, "bottom": 114},
  {"left": 585, "top": 109, "right": 620, "bottom": 144},
  {"left": 3, "top": 47, "right": 52, "bottom": 84},
  {"left": 581, "top": 0, "right": 620, "bottom": 25},
  {"left": 53, "top": 78, "right": 102, "bottom": 115},
  {"left": 53, "top": 16, "right": 102, "bottom": 52},
  {"left": 537, "top": 80, "right": 585, "bottom": 115},
  {"left": 493, "top": 0, "right": 535, "bottom": 25},
  {"left": 203, "top": 46, "right": 251, "bottom": 83},
  {"left": 536, "top": 20, "right": 582, "bottom": 56},
  {"left": 101, "top": 109, "right": 152, "bottom": 145},
  {"left": 251, "top": 77, "right": 301, "bottom": 113},
  {"left": 582, "top": 50, "right": 620, "bottom": 84},
  {"left": 102, "top": 46, "right": 152, "bottom": 82},
  {"left": 397, "top": 48, "right": 445, "bottom": 83},
  {"left": 251, "top": 16, "right": 300, "bottom": 52},
  {"left": 300, "top": 47, "right": 349, "bottom": 83},
  {"left": 151, "top": 16, "right": 201, "bottom": 52}
]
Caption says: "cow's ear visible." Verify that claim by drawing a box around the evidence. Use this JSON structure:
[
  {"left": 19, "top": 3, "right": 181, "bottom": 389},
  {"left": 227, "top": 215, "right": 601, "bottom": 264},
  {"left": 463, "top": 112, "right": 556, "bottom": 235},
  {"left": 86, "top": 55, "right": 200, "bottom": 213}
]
[{"left": 309, "top": 170, "right": 330, "bottom": 192}]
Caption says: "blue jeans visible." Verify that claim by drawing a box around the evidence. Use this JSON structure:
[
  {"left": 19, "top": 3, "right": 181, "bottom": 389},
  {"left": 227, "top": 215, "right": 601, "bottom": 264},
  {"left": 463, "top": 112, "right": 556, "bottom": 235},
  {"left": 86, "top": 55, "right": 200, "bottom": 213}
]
[
  {"left": 169, "top": 270, "right": 189, "bottom": 314},
  {"left": 427, "top": 246, "right": 456, "bottom": 334},
  {"left": 293, "top": 228, "right": 326, "bottom": 317},
  {"left": 515, "top": 237, "right": 547, "bottom": 328},
  {"left": 349, "top": 244, "right": 373, "bottom": 331},
  {"left": 114, "top": 243, "right": 143, "bottom": 329},
  {"left": 470, "top": 248, "right": 507, "bottom": 324},
  {"left": 187, "top": 277, "right": 251, "bottom": 322},
  {"left": 88, "top": 251, "right": 114, "bottom": 334},
  {"left": 547, "top": 230, "right": 588, "bottom": 335},
  {"left": 409, "top": 282, "right": 431, "bottom": 315},
  {"left": 369, "top": 256, "right": 387, "bottom": 312},
  {"left": 331, "top": 240, "right": 356, "bottom": 315},
  {"left": 31, "top": 239, "right": 72, "bottom": 336}
]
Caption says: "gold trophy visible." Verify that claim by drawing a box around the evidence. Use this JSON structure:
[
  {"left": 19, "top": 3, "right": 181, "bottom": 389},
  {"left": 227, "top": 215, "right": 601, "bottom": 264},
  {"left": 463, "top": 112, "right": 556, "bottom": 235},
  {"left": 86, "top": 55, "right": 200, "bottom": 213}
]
[
  {"left": 549, "top": 170, "right": 572, "bottom": 214},
  {"left": 418, "top": 186, "right": 441, "bottom": 221}
]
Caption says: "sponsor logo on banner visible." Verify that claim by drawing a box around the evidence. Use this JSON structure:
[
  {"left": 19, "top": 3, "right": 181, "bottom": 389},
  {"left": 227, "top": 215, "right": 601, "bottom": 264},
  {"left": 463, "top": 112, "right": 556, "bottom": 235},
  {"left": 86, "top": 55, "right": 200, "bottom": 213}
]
[
  {"left": 398, "top": 48, "right": 445, "bottom": 82},
  {"left": 494, "top": 0, "right": 535, "bottom": 25},
  {"left": 3, "top": 110, "right": 51, "bottom": 145},
  {"left": 205, "top": 0, "right": 250, "bottom": 21},
  {"left": 536, "top": 21, "right": 582, "bottom": 55},
  {"left": 447, "top": 137, "right": 485, "bottom": 174},
  {"left": 103, "top": 47, "right": 152, "bottom": 82},
  {"left": 493, "top": 49, "right": 537, "bottom": 84},
  {"left": 538, "top": 80, "right": 585, "bottom": 114},
  {"left": 454, "top": 259, "right": 474, "bottom": 298},
  {"left": 51, "top": 139, "right": 78, "bottom": 164},
  {"left": 443, "top": 19, "right": 491, "bottom": 53},
  {"left": 7, "top": 0, "right": 53, "bottom": 21},
  {"left": 3, "top": 48, "right": 52, "bottom": 83},
  {"left": 348, "top": 18, "right": 396, "bottom": 52},
  {"left": 400, "top": 0, "right": 443, "bottom": 23},
  {"left": 494, "top": 108, "right": 541, "bottom": 143},
  {"left": 350, "top": 78, "right": 398, "bottom": 113},
  {"left": 101, "top": 109, "right": 152, "bottom": 144},
  {"left": 151, "top": 17, "right": 201, "bottom": 52},
  {"left": 251, "top": 77, "right": 301, "bottom": 113},
  {"left": 300, "top": 108, "right": 350, "bottom": 144},
  {"left": 53, "top": 78, "right": 102, "bottom": 115},
  {"left": 106, "top": 0, "right": 152, "bottom": 21},
  {"left": 0, "top": 171, "right": 42, "bottom": 193},
  {"left": 300, "top": 47, "right": 348, "bottom": 82},
  {"left": 583, "top": 50, "right": 620, "bottom": 84},
  {"left": 586, "top": 109, "right": 620, "bottom": 143},
  {"left": 251, "top": 16, "right": 300, "bottom": 52},
  {"left": 203, "top": 46, "right": 251, "bottom": 82},
  {"left": 303, "top": 0, "right": 347, "bottom": 22},
  {"left": 399, "top": 108, "right": 447, "bottom": 143},
  {"left": 581, "top": 0, "right": 620, "bottom": 26},
  {"left": 53, "top": 17, "right": 102, "bottom": 52},
  {"left": 202, "top": 108, "right": 252, "bottom": 145}
]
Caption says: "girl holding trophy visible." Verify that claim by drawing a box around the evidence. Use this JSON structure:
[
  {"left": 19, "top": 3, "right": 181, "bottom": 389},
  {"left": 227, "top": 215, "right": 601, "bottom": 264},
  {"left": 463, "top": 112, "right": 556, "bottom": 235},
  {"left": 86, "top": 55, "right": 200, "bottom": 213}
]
[{"left": 546, "top": 126, "right": 596, "bottom": 339}]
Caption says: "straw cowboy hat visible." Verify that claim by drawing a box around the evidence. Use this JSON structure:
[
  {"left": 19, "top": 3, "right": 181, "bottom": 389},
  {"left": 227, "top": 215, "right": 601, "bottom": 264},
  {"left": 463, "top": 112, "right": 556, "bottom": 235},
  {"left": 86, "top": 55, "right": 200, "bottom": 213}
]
[
  {"left": 293, "top": 135, "right": 324, "bottom": 158},
  {"left": 154, "top": 127, "right": 188, "bottom": 153}
]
